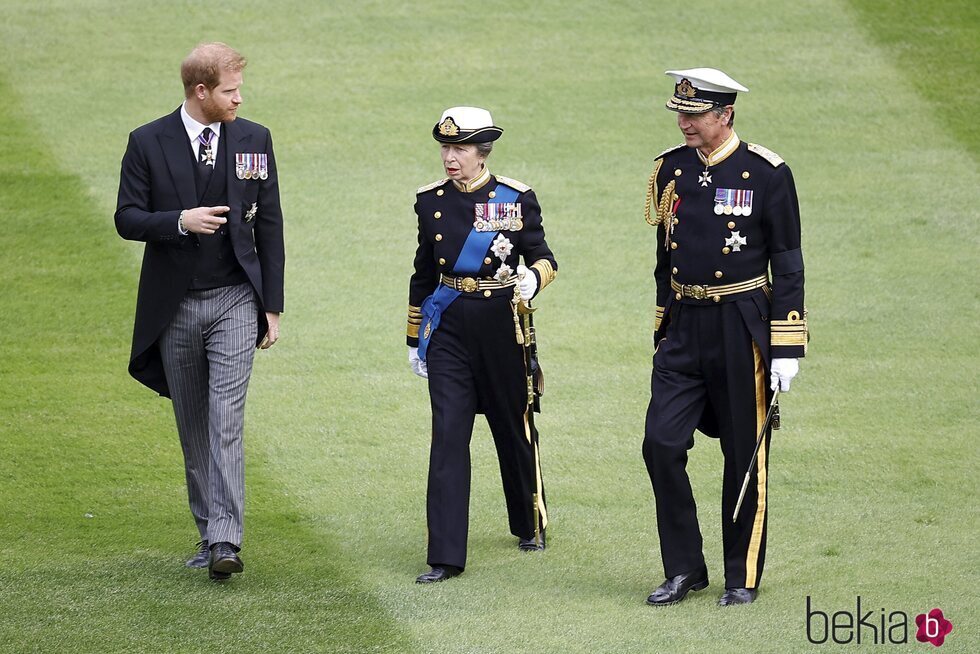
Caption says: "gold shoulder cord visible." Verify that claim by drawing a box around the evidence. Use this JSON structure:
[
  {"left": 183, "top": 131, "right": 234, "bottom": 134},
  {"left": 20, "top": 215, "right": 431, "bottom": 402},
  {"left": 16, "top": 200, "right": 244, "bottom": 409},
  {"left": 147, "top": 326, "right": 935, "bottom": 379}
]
[
  {"left": 658, "top": 180, "right": 676, "bottom": 226},
  {"left": 644, "top": 158, "right": 664, "bottom": 226}
]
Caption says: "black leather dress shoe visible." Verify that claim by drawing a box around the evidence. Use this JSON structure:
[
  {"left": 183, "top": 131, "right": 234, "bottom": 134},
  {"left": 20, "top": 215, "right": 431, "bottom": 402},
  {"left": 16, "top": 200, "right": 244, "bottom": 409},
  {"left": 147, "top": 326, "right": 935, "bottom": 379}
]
[
  {"left": 208, "top": 542, "right": 244, "bottom": 580},
  {"left": 518, "top": 530, "right": 546, "bottom": 551},
  {"left": 415, "top": 565, "right": 462, "bottom": 584},
  {"left": 185, "top": 540, "right": 209, "bottom": 568},
  {"left": 646, "top": 567, "right": 709, "bottom": 606},
  {"left": 719, "top": 587, "right": 757, "bottom": 606}
]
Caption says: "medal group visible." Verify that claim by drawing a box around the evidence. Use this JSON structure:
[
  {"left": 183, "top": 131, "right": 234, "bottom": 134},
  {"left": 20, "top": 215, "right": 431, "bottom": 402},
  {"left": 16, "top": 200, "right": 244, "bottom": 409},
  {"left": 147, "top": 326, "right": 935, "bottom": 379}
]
[{"left": 235, "top": 153, "right": 269, "bottom": 180}]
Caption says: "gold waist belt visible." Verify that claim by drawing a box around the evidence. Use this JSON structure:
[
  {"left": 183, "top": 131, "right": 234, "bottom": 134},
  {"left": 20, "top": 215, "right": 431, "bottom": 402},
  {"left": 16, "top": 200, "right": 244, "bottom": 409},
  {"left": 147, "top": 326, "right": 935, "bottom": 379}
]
[
  {"left": 670, "top": 274, "right": 769, "bottom": 302},
  {"left": 441, "top": 273, "right": 517, "bottom": 293}
]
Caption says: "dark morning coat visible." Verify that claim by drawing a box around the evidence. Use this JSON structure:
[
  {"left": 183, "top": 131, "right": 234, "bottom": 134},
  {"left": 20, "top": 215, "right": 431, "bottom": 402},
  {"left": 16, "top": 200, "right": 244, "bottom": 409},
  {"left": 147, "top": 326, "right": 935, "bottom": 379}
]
[{"left": 114, "top": 107, "right": 285, "bottom": 397}]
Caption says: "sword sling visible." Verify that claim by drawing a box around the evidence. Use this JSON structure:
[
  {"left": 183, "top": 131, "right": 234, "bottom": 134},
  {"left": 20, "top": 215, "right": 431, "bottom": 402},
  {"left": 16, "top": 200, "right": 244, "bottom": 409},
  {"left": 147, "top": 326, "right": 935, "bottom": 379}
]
[{"left": 732, "top": 389, "right": 780, "bottom": 523}]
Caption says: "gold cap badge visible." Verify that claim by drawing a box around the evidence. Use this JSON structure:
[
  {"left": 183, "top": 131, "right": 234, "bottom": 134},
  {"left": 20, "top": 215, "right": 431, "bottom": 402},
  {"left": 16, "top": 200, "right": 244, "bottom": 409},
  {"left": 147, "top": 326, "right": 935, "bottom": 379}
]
[
  {"left": 438, "top": 116, "right": 460, "bottom": 137},
  {"left": 677, "top": 79, "right": 696, "bottom": 98}
]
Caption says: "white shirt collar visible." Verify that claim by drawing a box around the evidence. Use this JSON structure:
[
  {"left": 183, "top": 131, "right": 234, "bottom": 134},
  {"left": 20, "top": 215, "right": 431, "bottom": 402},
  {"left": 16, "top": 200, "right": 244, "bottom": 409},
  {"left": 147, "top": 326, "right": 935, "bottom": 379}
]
[{"left": 180, "top": 102, "right": 222, "bottom": 147}]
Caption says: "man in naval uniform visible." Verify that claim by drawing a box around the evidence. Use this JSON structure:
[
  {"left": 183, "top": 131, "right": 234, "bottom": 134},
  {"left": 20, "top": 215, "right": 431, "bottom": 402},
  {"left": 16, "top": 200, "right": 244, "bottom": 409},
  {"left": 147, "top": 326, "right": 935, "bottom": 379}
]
[
  {"left": 115, "top": 42, "right": 285, "bottom": 581},
  {"left": 406, "top": 106, "right": 558, "bottom": 583},
  {"left": 641, "top": 68, "right": 807, "bottom": 606}
]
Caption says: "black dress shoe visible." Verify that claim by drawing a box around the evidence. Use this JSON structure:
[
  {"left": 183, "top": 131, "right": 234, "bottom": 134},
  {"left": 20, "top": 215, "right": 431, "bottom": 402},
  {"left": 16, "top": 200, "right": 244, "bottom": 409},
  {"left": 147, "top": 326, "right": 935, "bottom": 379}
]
[
  {"left": 185, "top": 540, "right": 209, "bottom": 568},
  {"left": 415, "top": 565, "right": 462, "bottom": 584},
  {"left": 646, "top": 567, "right": 709, "bottom": 606},
  {"left": 719, "top": 587, "right": 757, "bottom": 606},
  {"left": 208, "top": 542, "right": 244, "bottom": 580},
  {"left": 518, "top": 530, "right": 546, "bottom": 551}
]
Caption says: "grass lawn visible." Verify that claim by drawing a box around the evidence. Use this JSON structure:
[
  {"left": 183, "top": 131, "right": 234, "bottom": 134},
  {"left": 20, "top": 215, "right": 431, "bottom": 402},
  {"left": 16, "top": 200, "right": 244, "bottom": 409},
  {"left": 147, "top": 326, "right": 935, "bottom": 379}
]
[{"left": 0, "top": 1, "right": 976, "bottom": 652}]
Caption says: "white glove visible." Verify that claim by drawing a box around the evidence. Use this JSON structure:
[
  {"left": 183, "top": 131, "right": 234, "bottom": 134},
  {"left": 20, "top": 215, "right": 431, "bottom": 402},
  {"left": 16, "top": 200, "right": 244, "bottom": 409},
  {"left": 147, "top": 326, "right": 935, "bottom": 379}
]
[
  {"left": 770, "top": 358, "right": 799, "bottom": 392},
  {"left": 408, "top": 347, "right": 428, "bottom": 378},
  {"left": 516, "top": 265, "right": 538, "bottom": 301}
]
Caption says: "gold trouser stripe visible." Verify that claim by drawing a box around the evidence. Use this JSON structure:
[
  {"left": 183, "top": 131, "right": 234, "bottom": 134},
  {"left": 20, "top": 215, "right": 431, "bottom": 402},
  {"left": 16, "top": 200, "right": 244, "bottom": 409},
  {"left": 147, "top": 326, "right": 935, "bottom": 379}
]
[
  {"left": 745, "top": 342, "right": 768, "bottom": 588},
  {"left": 525, "top": 408, "right": 548, "bottom": 530}
]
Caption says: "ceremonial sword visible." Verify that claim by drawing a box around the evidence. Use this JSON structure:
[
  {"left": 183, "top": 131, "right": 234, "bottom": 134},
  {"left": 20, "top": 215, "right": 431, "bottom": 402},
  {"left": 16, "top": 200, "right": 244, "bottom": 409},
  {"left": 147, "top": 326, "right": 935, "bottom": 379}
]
[{"left": 732, "top": 388, "right": 780, "bottom": 523}]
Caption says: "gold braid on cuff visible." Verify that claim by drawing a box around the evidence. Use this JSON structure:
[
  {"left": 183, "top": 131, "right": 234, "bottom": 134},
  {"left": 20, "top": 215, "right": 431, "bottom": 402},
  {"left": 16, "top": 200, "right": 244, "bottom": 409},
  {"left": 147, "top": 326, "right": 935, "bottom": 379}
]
[
  {"left": 407, "top": 304, "right": 422, "bottom": 338},
  {"left": 530, "top": 259, "right": 557, "bottom": 290},
  {"left": 771, "top": 308, "right": 808, "bottom": 352}
]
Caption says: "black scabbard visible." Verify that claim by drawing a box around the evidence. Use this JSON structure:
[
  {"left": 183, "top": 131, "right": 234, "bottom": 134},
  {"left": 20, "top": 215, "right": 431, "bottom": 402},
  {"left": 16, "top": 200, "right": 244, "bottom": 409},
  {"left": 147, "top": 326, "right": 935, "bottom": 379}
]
[{"left": 520, "top": 307, "right": 543, "bottom": 413}]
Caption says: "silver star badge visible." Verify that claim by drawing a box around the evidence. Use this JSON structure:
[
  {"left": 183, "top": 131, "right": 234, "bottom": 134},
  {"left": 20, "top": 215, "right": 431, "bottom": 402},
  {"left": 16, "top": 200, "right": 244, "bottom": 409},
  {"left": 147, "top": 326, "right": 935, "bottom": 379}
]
[
  {"left": 699, "top": 170, "right": 712, "bottom": 187},
  {"left": 244, "top": 202, "right": 258, "bottom": 223},
  {"left": 725, "top": 231, "right": 747, "bottom": 252}
]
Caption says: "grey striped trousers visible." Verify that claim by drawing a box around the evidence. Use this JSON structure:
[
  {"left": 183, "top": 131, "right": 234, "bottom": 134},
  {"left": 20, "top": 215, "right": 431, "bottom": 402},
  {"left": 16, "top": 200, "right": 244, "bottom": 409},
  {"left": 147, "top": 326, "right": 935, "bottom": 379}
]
[{"left": 159, "top": 283, "right": 257, "bottom": 548}]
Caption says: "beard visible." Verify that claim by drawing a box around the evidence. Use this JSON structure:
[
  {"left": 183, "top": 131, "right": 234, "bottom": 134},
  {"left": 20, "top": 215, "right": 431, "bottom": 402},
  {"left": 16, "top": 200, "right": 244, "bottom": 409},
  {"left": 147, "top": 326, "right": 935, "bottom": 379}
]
[{"left": 201, "top": 95, "right": 236, "bottom": 123}]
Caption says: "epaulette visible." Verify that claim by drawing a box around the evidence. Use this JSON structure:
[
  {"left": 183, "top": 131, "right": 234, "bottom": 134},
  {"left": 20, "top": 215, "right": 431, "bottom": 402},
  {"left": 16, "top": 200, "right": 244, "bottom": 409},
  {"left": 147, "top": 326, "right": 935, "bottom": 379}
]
[
  {"left": 655, "top": 143, "right": 686, "bottom": 160},
  {"left": 494, "top": 175, "right": 531, "bottom": 193},
  {"left": 747, "top": 143, "right": 785, "bottom": 167},
  {"left": 416, "top": 178, "right": 449, "bottom": 195}
]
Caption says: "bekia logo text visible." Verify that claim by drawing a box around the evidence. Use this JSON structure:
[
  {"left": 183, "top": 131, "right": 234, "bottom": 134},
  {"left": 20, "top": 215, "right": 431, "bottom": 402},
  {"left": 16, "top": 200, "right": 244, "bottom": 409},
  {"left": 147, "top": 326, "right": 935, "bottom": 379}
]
[{"left": 806, "top": 597, "right": 953, "bottom": 646}]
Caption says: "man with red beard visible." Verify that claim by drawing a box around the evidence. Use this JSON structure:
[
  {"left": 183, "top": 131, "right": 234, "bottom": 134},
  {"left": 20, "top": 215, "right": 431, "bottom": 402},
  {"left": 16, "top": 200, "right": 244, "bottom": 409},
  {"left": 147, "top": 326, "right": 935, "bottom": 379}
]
[{"left": 115, "top": 42, "right": 284, "bottom": 581}]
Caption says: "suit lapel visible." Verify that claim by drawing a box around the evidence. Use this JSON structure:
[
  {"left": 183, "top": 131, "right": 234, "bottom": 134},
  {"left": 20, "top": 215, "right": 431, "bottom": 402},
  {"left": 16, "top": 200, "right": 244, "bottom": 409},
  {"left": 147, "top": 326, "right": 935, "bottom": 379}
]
[
  {"left": 224, "top": 120, "right": 251, "bottom": 236},
  {"left": 157, "top": 108, "right": 197, "bottom": 210}
]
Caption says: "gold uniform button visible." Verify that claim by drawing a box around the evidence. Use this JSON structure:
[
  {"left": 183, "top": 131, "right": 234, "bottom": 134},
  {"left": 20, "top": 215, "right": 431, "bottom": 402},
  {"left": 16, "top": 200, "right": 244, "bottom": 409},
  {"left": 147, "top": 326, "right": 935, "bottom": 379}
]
[
  {"left": 670, "top": 242, "right": 678, "bottom": 250},
  {"left": 434, "top": 211, "right": 442, "bottom": 219},
  {"left": 488, "top": 191, "right": 496, "bottom": 198},
  {"left": 674, "top": 169, "right": 682, "bottom": 176},
  {"left": 484, "top": 257, "right": 492, "bottom": 264},
  {"left": 714, "top": 271, "right": 723, "bottom": 279},
  {"left": 712, "top": 295, "right": 721, "bottom": 303},
  {"left": 438, "top": 257, "right": 446, "bottom": 265},
  {"left": 435, "top": 234, "right": 442, "bottom": 241},
  {"left": 483, "top": 290, "right": 492, "bottom": 297},
  {"left": 436, "top": 189, "right": 445, "bottom": 196},
  {"left": 673, "top": 218, "right": 679, "bottom": 225},
  {"left": 727, "top": 221, "right": 736, "bottom": 229},
  {"left": 672, "top": 267, "right": 678, "bottom": 274},
  {"left": 675, "top": 292, "right": 682, "bottom": 300},
  {"left": 742, "top": 171, "right": 750, "bottom": 179},
  {"left": 722, "top": 246, "right": 731, "bottom": 255}
]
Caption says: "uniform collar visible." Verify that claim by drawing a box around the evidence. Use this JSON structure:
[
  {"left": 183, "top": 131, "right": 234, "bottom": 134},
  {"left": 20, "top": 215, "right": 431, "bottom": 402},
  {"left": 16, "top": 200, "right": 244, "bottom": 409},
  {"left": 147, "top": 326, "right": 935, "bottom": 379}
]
[
  {"left": 452, "top": 166, "right": 491, "bottom": 193},
  {"left": 697, "top": 131, "right": 739, "bottom": 167}
]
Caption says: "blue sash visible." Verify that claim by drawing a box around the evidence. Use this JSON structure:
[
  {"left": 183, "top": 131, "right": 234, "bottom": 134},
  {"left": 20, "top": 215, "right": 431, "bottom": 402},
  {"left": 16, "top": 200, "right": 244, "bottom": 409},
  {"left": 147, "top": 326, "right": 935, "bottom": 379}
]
[{"left": 418, "top": 183, "right": 520, "bottom": 360}]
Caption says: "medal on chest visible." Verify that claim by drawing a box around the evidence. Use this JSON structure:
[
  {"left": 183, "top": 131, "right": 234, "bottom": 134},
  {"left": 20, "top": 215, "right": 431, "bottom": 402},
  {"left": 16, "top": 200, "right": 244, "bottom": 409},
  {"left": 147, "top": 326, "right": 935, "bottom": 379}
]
[
  {"left": 713, "top": 188, "right": 753, "bottom": 216},
  {"left": 474, "top": 202, "right": 523, "bottom": 232}
]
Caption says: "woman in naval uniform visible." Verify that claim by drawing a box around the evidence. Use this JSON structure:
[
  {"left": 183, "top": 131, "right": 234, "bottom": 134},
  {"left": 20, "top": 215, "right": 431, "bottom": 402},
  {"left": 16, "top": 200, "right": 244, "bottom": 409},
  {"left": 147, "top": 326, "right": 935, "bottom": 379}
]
[{"left": 405, "top": 106, "right": 558, "bottom": 583}]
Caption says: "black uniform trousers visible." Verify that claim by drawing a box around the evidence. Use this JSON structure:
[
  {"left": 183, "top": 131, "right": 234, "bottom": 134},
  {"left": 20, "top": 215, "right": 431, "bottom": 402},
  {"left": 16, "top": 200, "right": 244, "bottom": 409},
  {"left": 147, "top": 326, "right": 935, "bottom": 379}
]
[
  {"left": 425, "top": 294, "right": 544, "bottom": 570},
  {"left": 643, "top": 301, "right": 772, "bottom": 589}
]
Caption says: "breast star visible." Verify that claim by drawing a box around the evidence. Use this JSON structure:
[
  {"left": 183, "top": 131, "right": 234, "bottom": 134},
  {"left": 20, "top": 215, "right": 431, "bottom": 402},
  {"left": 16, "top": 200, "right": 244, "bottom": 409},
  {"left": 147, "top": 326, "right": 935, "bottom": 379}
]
[{"left": 725, "top": 231, "right": 747, "bottom": 252}]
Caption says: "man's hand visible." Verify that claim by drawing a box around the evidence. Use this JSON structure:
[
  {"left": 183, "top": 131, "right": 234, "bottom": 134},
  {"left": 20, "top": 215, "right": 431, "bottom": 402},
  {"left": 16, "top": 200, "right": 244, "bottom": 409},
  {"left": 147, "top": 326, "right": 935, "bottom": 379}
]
[
  {"left": 259, "top": 312, "right": 280, "bottom": 349},
  {"left": 408, "top": 347, "right": 428, "bottom": 378},
  {"left": 516, "top": 265, "right": 538, "bottom": 301},
  {"left": 770, "top": 358, "right": 799, "bottom": 391},
  {"left": 182, "top": 206, "right": 230, "bottom": 235}
]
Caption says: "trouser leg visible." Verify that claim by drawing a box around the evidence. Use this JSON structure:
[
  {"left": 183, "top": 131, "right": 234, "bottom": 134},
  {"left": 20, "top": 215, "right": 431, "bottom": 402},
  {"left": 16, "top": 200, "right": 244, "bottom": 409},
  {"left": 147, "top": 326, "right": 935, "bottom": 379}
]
[
  {"left": 425, "top": 305, "right": 477, "bottom": 569},
  {"left": 711, "top": 331, "right": 771, "bottom": 589},
  {"left": 475, "top": 299, "right": 545, "bottom": 540},
  {"left": 643, "top": 365, "right": 709, "bottom": 578},
  {"left": 201, "top": 284, "right": 257, "bottom": 548},
  {"left": 160, "top": 294, "right": 211, "bottom": 540}
]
